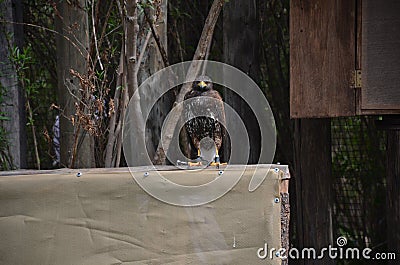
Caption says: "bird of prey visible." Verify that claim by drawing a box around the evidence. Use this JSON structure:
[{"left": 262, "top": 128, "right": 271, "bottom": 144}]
[{"left": 183, "top": 75, "right": 225, "bottom": 168}]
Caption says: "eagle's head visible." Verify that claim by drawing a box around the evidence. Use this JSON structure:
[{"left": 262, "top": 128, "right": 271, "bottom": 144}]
[{"left": 193, "top": 75, "right": 213, "bottom": 91}]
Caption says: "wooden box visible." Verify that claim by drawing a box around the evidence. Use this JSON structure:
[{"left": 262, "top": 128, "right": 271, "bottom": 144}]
[{"left": 290, "top": 0, "right": 400, "bottom": 118}]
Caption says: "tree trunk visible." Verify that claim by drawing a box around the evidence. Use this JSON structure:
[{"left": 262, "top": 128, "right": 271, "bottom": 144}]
[
  {"left": 0, "top": 0, "right": 26, "bottom": 169},
  {"left": 294, "top": 118, "right": 334, "bottom": 265},
  {"left": 55, "top": 0, "right": 95, "bottom": 168},
  {"left": 138, "top": 0, "right": 173, "bottom": 161},
  {"left": 223, "top": 0, "right": 261, "bottom": 164}
]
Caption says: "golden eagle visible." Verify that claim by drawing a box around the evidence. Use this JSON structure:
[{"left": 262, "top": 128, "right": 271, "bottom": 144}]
[{"left": 183, "top": 76, "right": 225, "bottom": 167}]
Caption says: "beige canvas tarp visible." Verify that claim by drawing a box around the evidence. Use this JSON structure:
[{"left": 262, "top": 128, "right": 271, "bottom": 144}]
[{"left": 0, "top": 165, "right": 285, "bottom": 265}]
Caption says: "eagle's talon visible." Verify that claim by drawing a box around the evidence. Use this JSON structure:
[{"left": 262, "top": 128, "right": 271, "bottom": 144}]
[
  {"left": 209, "top": 162, "right": 220, "bottom": 169},
  {"left": 210, "top": 161, "right": 227, "bottom": 168},
  {"left": 215, "top": 156, "right": 220, "bottom": 169},
  {"left": 188, "top": 161, "right": 202, "bottom": 167}
]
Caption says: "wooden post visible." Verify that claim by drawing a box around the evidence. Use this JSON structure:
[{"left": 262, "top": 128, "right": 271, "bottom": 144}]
[
  {"left": 290, "top": 0, "right": 356, "bottom": 118},
  {"left": 387, "top": 129, "right": 400, "bottom": 264},
  {"left": 0, "top": 0, "right": 26, "bottom": 169},
  {"left": 55, "top": 0, "right": 95, "bottom": 168},
  {"left": 294, "top": 118, "right": 334, "bottom": 265},
  {"left": 223, "top": 0, "right": 261, "bottom": 163},
  {"left": 280, "top": 178, "right": 290, "bottom": 265}
]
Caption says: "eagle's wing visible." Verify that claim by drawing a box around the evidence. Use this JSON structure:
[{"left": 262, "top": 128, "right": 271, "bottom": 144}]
[
  {"left": 183, "top": 90, "right": 201, "bottom": 150},
  {"left": 205, "top": 90, "right": 225, "bottom": 151}
]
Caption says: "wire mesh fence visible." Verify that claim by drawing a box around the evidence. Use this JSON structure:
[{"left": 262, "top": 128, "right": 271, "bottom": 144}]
[{"left": 332, "top": 116, "right": 387, "bottom": 264}]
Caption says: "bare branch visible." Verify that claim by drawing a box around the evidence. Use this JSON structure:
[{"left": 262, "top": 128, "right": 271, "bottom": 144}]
[
  {"left": 135, "top": 30, "right": 152, "bottom": 74},
  {"left": 104, "top": 51, "right": 124, "bottom": 167},
  {"left": 144, "top": 8, "right": 169, "bottom": 67},
  {"left": 91, "top": 0, "right": 103, "bottom": 70}
]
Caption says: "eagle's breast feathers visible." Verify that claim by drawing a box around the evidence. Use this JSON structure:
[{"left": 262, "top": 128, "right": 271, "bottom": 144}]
[{"left": 183, "top": 76, "right": 225, "bottom": 154}]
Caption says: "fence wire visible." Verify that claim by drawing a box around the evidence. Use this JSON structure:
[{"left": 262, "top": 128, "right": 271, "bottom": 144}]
[{"left": 332, "top": 116, "right": 387, "bottom": 264}]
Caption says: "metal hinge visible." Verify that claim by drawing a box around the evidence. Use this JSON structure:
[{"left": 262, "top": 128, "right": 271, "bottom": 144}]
[{"left": 351, "top": 69, "right": 362, "bottom": 88}]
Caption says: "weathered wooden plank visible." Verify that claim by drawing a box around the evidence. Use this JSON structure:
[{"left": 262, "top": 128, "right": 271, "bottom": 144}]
[
  {"left": 358, "top": 108, "right": 400, "bottom": 115},
  {"left": 290, "top": 0, "right": 356, "bottom": 118},
  {"left": 280, "top": 192, "right": 290, "bottom": 265},
  {"left": 294, "top": 118, "right": 334, "bottom": 265},
  {"left": 361, "top": 0, "right": 400, "bottom": 110},
  {"left": 223, "top": 0, "right": 261, "bottom": 162},
  {"left": 355, "top": 0, "right": 363, "bottom": 115}
]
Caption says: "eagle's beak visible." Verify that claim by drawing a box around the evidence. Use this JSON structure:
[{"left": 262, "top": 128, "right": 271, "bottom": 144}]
[{"left": 198, "top": 81, "right": 207, "bottom": 88}]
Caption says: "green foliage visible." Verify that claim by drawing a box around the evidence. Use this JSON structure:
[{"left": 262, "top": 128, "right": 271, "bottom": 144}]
[
  {"left": 0, "top": 126, "right": 13, "bottom": 170},
  {"left": 138, "top": 0, "right": 155, "bottom": 13},
  {"left": 0, "top": 88, "right": 10, "bottom": 122},
  {"left": 169, "top": 4, "right": 190, "bottom": 20},
  {"left": 10, "top": 45, "right": 42, "bottom": 107},
  {"left": 1, "top": 0, "right": 58, "bottom": 169},
  {"left": 23, "top": 0, "right": 57, "bottom": 168},
  {"left": 0, "top": 84, "right": 13, "bottom": 170},
  {"left": 0, "top": 3, "right": 14, "bottom": 169}
]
